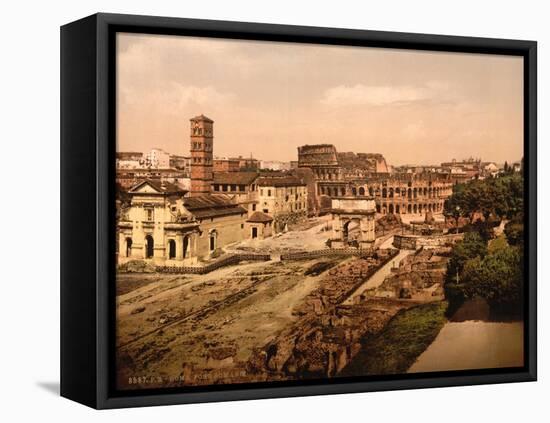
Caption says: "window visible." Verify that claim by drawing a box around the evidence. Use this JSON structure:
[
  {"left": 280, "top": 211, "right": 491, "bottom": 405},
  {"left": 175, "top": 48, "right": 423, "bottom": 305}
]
[
  {"left": 263, "top": 209, "right": 269, "bottom": 214},
  {"left": 239, "top": 185, "right": 245, "bottom": 192},
  {"left": 146, "top": 208, "right": 154, "bottom": 221},
  {"left": 241, "top": 224, "right": 244, "bottom": 229},
  {"left": 252, "top": 204, "right": 256, "bottom": 211},
  {"left": 268, "top": 189, "right": 272, "bottom": 197}
]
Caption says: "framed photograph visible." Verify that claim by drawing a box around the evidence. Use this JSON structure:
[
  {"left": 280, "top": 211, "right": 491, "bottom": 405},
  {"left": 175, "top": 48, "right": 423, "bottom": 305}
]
[{"left": 61, "top": 13, "right": 537, "bottom": 409}]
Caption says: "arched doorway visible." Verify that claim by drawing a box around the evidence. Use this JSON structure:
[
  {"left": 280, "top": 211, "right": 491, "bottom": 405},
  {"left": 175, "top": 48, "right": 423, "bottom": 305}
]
[
  {"left": 125, "top": 237, "right": 132, "bottom": 257},
  {"left": 342, "top": 219, "right": 360, "bottom": 243},
  {"left": 168, "top": 239, "right": 176, "bottom": 259},
  {"left": 358, "top": 187, "right": 365, "bottom": 196},
  {"left": 145, "top": 235, "right": 154, "bottom": 258},
  {"left": 389, "top": 204, "right": 394, "bottom": 214}
]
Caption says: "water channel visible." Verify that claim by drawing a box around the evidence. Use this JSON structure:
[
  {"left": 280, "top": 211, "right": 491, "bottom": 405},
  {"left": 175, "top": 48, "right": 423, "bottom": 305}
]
[{"left": 409, "top": 297, "right": 524, "bottom": 373}]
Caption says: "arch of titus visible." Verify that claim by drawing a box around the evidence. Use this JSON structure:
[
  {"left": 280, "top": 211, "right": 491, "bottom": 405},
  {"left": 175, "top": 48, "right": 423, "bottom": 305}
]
[{"left": 330, "top": 197, "right": 376, "bottom": 249}]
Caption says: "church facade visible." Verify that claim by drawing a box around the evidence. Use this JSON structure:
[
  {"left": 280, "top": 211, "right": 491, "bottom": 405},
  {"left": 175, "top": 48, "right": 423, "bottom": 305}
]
[{"left": 117, "top": 115, "right": 248, "bottom": 267}]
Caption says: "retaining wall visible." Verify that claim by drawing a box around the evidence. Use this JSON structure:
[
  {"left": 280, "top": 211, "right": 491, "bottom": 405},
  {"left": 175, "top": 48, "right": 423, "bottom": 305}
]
[
  {"left": 155, "top": 253, "right": 271, "bottom": 274},
  {"left": 393, "top": 233, "right": 464, "bottom": 250}
]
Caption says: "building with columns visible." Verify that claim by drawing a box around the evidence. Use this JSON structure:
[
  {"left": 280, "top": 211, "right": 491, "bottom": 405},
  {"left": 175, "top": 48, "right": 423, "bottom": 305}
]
[
  {"left": 117, "top": 115, "right": 248, "bottom": 267},
  {"left": 329, "top": 197, "right": 376, "bottom": 249},
  {"left": 297, "top": 143, "right": 452, "bottom": 217}
]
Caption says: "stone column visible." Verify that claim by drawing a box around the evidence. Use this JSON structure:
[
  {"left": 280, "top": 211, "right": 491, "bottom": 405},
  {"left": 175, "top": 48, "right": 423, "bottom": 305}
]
[
  {"left": 332, "top": 214, "right": 342, "bottom": 240},
  {"left": 118, "top": 234, "right": 126, "bottom": 259},
  {"left": 176, "top": 234, "right": 183, "bottom": 260}
]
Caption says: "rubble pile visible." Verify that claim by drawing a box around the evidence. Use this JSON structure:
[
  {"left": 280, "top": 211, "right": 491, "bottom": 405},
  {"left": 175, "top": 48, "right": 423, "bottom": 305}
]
[
  {"left": 375, "top": 249, "right": 449, "bottom": 300},
  {"left": 245, "top": 252, "right": 416, "bottom": 381}
]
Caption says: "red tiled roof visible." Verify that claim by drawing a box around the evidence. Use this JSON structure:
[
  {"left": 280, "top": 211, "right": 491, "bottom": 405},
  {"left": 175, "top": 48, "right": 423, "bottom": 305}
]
[
  {"left": 212, "top": 171, "right": 260, "bottom": 185},
  {"left": 257, "top": 175, "right": 306, "bottom": 187},
  {"left": 128, "top": 179, "right": 186, "bottom": 194},
  {"left": 190, "top": 114, "right": 213, "bottom": 123},
  {"left": 183, "top": 195, "right": 246, "bottom": 219},
  {"left": 246, "top": 211, "right": 273, "bottom": 223}
]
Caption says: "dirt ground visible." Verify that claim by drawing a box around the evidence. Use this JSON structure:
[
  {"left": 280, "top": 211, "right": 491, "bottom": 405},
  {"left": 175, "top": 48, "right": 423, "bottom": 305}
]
[
  {"left": 116, "top": 255, "right": 345, "bottom": 389},
  {"left": 115, "top": 218, "right": 446, "bottom": 390}
]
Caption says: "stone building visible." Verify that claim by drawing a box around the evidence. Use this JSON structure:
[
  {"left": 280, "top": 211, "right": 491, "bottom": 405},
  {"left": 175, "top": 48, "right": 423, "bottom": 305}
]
[
  {"left": 246, "top": 211, "right": 273, "bottom": 239},
  {"left": 297, "top": 144, "right": 342, "bottom": 181},
  {"left": 297, "top": 143, "right": 452, "bottom": 217},
  {"left": 256, "top": 175, "right": 308, "bottom": 232},
  {"left": 117, "top": 115, "right": 248, "bottom": 266},
  {"left": 117, "top": 180, "right": 247, "bottom": 266},
  {"left": 213, "top": 157, "right": 240, "bottom": 172},
  {"left": 211, "top": 171, "right": 260, "bottom": 216},
  {"left": 170, "top": 155, "right": 191, "bottom": 175},
  {"left": 344, "top": 173, "right": 453, "bottom": 216},
  {"left": 329, "top": 197, "right": 376, "bottom": 249},
  {"left": 144, "top": 148, "right": 171, "bottom": 169},
  {"left": 336, "top": 152, "right": 389, "bottom": 176}
]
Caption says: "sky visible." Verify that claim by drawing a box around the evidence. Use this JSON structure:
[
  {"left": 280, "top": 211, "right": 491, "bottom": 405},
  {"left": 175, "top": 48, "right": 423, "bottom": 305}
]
[{"left": 116, "top": 32, "right": 524, "bottom": 166}]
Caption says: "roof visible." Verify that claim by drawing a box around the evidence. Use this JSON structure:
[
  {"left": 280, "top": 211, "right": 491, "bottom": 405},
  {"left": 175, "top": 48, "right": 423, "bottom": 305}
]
[
  {"left": 183, "top": 195, "right": 247, "bottom": 219},
  {"left": 257, "top": 175, "right": 306, "bottom": 187},
  {"left": 128, "top": 179, "right": 186, "bottom": 195},
  {"left": 213, "top": 171, "right": 260, "bottom": 185},
  {"left": 247, "top": 211, "right": 273, "bottom": 223},
  {"left": 190, "top": 114, "right": 213, "bottom": 123}
]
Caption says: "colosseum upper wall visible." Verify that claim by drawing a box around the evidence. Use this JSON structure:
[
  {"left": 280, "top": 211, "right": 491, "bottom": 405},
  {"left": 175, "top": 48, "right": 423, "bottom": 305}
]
[{"left": 297, "top": 143, "right": 453, "bottom": 216}]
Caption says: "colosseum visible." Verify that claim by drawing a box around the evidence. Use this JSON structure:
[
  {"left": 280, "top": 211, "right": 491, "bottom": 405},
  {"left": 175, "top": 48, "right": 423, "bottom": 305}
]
[{"left": 297, "top": 144, "right": 453, "bottom": 217}]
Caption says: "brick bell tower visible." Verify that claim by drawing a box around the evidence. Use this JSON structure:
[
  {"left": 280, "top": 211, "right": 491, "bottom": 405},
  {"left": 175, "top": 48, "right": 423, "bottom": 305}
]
[{"left": 189, "top": 114, "right": 214, "bottom": 196}]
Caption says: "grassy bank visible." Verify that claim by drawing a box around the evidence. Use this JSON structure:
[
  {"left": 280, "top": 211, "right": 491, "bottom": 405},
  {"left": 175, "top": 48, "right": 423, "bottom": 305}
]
[{"left": 339, "top": 301, "right": 448, "bottom": 376}]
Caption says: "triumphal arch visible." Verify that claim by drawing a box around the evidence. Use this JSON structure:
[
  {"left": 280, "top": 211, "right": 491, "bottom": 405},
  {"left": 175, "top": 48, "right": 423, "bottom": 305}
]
[{"left": 330, "top": 197, "right": 376, "bottom": 249}]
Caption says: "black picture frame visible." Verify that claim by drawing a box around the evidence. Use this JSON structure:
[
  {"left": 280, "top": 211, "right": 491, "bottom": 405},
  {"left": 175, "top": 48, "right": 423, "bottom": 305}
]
[{"left": 61, "top": 12, "right": 537, "bottom": 409}]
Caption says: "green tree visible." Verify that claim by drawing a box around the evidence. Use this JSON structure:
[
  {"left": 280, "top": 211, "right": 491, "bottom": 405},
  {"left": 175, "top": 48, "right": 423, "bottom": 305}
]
[
  {"left": 461, "top": 246, "right": 523, "bottom": 309},
  {"left": 504, "top": 216, "right": 524, "bottom": 247},
  {"left": 445, "top": 232, "right": 487, "bottom": 284}
]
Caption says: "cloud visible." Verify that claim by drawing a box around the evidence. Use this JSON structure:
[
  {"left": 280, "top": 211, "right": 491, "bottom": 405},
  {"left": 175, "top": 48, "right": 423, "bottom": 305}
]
[
  {"left": 320, "top": 82, "right": 452, "bottom": 107},
  {"left": 120, "top": 83, "right": 236, "bottom": 112}
]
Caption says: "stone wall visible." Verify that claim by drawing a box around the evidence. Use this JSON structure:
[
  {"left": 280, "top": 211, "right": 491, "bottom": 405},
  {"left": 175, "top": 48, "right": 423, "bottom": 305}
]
[
  {"left": 393, "top": 233, "right": 464, "bottom": 250},
  {"left": 154, "top": 253, "right": 271, "bottom": 274}
]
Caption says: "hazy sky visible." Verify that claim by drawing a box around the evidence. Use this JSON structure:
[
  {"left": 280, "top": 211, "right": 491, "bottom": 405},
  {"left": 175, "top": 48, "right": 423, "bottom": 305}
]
[{"left": 117, "top": 33, "right": 523, "bottom": 165}]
